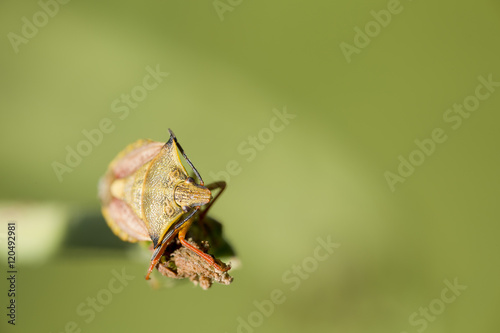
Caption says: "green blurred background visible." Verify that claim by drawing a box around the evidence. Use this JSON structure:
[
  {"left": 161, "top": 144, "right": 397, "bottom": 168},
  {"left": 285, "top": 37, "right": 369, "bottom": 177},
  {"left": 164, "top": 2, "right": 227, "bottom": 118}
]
[{"left": 1, "top": 1, "right": 499, "bottom": 332}]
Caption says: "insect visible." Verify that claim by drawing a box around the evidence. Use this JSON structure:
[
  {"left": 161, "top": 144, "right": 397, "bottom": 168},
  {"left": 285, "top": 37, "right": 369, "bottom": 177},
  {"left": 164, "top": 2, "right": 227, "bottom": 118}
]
[{"left": 98, "top": 129, "right": 229, "bottom": 280}]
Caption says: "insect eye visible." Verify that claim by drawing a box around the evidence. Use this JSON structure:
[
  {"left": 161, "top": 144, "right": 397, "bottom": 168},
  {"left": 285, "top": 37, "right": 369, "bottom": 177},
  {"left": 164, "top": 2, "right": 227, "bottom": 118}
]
[{"left": 186, "top": 177, "right": 195, "bottom": 184}]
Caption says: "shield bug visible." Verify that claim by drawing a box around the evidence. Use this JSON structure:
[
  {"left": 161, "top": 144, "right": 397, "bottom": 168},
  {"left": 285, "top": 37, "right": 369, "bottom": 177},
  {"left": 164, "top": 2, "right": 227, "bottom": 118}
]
[{"left": 98, "top": 129, "right": 229, "bottom": 280}]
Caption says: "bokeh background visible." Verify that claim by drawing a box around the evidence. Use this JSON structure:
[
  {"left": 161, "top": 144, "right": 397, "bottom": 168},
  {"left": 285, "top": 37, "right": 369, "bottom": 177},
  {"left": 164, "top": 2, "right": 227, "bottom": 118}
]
[{"left": 1, "top": 1, "right": 499, "bottom": 332}]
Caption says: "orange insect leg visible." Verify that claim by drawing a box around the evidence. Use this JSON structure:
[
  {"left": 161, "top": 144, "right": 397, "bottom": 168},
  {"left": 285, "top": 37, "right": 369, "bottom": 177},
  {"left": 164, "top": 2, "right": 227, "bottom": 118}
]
[
  {"left": 178, "top": 220, "right": 230, "bottom": 272},
  {"left": 145, "top": 230, "right": 178, "bottom": 280}
]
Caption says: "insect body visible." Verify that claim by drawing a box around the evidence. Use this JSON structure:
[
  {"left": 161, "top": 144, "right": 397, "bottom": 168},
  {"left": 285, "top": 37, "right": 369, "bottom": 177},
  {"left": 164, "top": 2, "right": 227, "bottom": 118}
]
[{"left": 99, "top": 129, "right": 228, "bottom": 280}]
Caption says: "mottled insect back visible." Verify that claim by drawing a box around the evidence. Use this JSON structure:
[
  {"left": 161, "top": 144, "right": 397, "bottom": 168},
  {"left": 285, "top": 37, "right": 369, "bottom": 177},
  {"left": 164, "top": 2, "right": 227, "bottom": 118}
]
[{"left": 99, "top": 130, "right": 230, "bottom": 282}]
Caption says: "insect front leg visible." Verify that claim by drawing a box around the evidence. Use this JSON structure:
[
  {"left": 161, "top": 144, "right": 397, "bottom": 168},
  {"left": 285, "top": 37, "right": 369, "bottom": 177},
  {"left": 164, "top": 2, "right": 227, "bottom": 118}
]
[
  {"left": 145, "top": 231, "right": 178, "bottom": 280},
  {"left": 145, "top": 208, "right": 198, "bottom": 280},
  {"left": 177, "top": 209, "right": 230, "bottom": 273}
]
